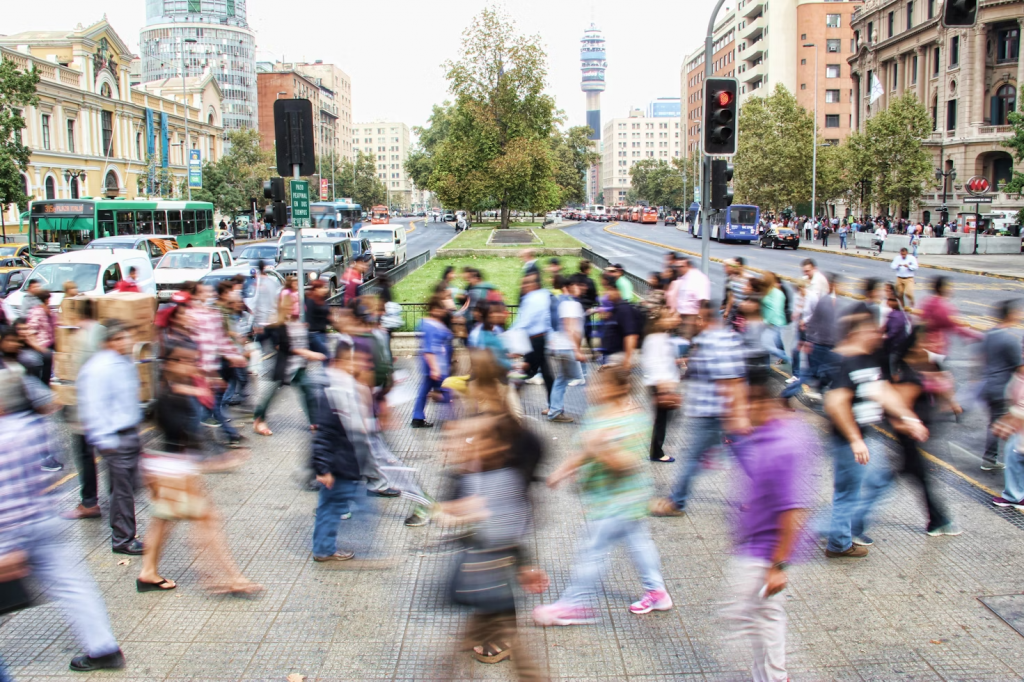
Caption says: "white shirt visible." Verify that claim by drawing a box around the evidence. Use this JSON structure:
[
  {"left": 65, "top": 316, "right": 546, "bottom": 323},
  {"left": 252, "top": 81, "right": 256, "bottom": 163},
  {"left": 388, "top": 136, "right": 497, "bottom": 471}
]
[
  {"left": 549, "top": 298, "right": 584, "bottom": 351},
  {"left": 642, "top": 333, "right": 679, "bottom": 386},
  {"left": 809, "top": 270, "right": 830, "bottom": 298},
  {"left": 891, "top": 254, "right": 919, "bottom": 278},
  {"left": 674, "top": 268, "right": 711, "bottom": 315},
  {"left": 875, "top": 227, "right": 888, "bottom": 240}
]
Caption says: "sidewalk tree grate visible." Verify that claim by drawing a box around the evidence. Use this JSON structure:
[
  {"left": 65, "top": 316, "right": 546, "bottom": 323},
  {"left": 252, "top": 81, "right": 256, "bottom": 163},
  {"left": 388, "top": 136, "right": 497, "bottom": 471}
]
[
  {"left": 488, "top": 229, "right": 537, "bottom": 244},
  {"left": 979, "top": 595, "right": 1024, "bottom": 639}
]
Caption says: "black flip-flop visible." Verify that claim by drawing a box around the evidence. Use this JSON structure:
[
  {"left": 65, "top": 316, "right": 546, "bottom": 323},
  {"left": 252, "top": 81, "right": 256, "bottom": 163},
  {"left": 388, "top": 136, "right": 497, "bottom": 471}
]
[
  {"left": 651, "top": 456, "right": 676, "bottom": 463},
  {"left": 136, "top": 578, "right": 176, "bottom": 592}
]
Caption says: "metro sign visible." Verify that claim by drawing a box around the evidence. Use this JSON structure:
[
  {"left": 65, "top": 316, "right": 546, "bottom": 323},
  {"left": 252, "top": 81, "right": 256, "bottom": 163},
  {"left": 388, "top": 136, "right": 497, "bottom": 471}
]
[{"left": 965, "top": 176, "right": 991, "bottom": 195}]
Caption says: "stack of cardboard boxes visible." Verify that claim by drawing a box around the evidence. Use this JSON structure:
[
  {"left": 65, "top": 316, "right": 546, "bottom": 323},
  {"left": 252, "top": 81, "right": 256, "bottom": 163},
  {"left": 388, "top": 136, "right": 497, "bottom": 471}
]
[{"left": 52, "top": 292, "right": 159, "bottom": 404}]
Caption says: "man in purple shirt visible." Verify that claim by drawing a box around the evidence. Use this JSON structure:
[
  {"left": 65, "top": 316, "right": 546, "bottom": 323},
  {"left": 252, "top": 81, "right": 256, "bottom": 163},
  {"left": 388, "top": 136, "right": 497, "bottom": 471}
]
[{"left": 723, "top": 361, "right": 813, "bottom": 682}]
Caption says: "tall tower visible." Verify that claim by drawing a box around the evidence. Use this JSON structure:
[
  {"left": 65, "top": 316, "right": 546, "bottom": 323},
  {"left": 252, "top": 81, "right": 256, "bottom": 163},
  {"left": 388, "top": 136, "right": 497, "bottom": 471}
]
[
  {"left": 139, "top": 0, "right": 258, "bottom": 134},
  {"left": 580, "top": 23, "right": 606, "bottom": 203}
]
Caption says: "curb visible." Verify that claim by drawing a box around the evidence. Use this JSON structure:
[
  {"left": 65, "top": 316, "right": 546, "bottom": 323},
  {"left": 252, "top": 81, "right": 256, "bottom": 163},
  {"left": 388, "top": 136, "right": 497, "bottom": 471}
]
[{"left": 796, "top": 242, "right": 1024, "bottom": 283}]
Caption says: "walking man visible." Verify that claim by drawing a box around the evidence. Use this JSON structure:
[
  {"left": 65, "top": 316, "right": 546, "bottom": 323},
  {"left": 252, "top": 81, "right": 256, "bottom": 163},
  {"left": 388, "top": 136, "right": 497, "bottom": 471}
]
[
  {"left": 890, "top": 247, "right": 918, "bottom": 309},
  {"left": 512, "top": 272, "right": 554, "bottom": 406},
  {"left": 78, "top": 321, "right": 144, "bottom": 555},
  {"left": 980, "top": 300, "right": 1023, "bottom": 470}
]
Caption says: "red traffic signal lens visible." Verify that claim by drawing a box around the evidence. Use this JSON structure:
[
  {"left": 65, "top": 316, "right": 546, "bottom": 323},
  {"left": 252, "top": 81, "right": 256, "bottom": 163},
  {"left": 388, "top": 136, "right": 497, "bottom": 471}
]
[{"left": 716, "top": 91, "right": 734, "bottom": 107}]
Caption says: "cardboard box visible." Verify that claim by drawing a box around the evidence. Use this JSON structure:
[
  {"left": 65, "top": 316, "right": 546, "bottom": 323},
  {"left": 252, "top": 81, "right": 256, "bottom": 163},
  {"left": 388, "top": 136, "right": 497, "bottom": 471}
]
[
  {"left": 53, "top": 352, "right": 75, "bottom": 381},
  {"left": 96, "top": 293, "right": 157, "bottom": 326},
  {"left": 137, "top": 363, "right": 154, "bottom": 402},
  {"left": 51, "top": 381, "right": 76, "bottom": 406},
  {"left": 58, "top": 295, "right": 95, "bottom": 326},
  {"left": 54, "top": 326, "right": 80, "bottom": 354},
  {"left": 128, "top": 323, "right": 157, "bottom": 344}
]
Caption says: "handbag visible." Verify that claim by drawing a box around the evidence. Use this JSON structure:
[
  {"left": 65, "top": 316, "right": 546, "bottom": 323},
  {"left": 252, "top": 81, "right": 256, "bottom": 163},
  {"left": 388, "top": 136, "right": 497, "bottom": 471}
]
[
  {"left": 141, "top": 451, "right": 209, "bottom": 521},
  {"left": 0, "top": 551, "right": 32, "bottom": 616},
  {"left": 449, "top": 544, "right": 518, "bottom": 612}
]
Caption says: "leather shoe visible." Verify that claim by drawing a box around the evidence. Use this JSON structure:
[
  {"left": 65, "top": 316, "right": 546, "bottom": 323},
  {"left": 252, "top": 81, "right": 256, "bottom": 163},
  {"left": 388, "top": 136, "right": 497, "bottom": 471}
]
[
  {"left": 367, "top": 487, "right": 401, "bottom": 498},
  {"left": 61, "top": 504, "right": 101, "bottom": 520},
  {"left": 69, "top": 649, "right": 125, "bottom": 672},
  {"left": 112, "top": 540, "right": 144, "bottom": 556}
]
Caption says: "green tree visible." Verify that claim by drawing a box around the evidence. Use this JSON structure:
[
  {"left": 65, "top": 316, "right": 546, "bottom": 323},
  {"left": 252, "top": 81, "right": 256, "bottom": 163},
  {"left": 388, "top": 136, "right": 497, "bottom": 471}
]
[
  {"left": 404, "top": 102, "right": 455, "bottom": 191},
  {"left": 0, "top": 57, "right": 40, "bottom": 229},
  {"left": 861, "top": 94, "right": 933, "bottom": 216},
  {"left": 1002, "top": 85, "right": 1024, "bottom": 195},
  {"left": 192, "top": 128, "right": 274, "bottom": 217},
  {"left": 672, "top": 153, "right": 699, "bottom": 209},
  {"left": 734, "top": 84, "right": 814, "bottom": 213},
  {"left": 550, "top": 125, "right": 599, "bottom": 206},
  {"left": 629, "top": 159, "right": 686, "bottom": 208},
  {"left": 431, "top": 6, "right": 560, "bottom": 226}
]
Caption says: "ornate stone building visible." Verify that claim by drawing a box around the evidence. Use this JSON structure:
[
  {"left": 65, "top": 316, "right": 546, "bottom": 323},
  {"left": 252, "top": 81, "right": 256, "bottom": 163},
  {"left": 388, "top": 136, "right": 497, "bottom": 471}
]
[{"left": 848, "top": 0, "right": 1022, "bottom": 223}]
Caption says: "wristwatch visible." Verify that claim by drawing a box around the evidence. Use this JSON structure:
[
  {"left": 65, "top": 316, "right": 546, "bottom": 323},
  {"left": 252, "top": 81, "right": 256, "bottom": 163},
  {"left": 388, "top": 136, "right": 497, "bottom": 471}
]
[{"left": 772, "top": 561, "right": 789, "bottom": 572}]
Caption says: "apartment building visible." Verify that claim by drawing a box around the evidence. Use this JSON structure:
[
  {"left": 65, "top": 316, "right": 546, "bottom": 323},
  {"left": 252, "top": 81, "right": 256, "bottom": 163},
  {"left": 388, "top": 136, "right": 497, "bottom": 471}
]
[
  {"left": 279, "top": 61, "right": 353, "bottom": 163},
  {"left": 601, "top": 108, "right": 682, "bottom": 206},
  {"left": 681, "top": 9, "right": 737, "bottom": 156},
  {"left": 848, "top": 0, "right": 1022, "bottom": 221},
  {"left": 352, "top": 122, "right": 413, "bottom": 210}
]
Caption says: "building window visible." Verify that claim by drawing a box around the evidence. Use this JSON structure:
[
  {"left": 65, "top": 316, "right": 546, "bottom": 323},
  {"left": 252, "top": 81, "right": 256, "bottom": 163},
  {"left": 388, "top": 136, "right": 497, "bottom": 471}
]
[
  {"left": 825, "top": 114, "right": 841, "bottom": 128},
  {"left": 888, "top": 12, "right": 895, "bottom": 37},
  {"left": 851, "top": 37, "right": 857, "bottom": 52},
  {"left": 801, "top": 83, "right": 807, "bottom": 90},
  {"left": 826, "top": 14, "right": 841, "bottom": 27},
  {"left": 996, "top": 28, "right": 1020, "bottom": 63},
  {"left": 825, "top": 138, "right": 840, "bottom": 145},
  {"left": 892, "top": 63, "right": 899, "bottom": 88},
  {"left": 927, "top": 0, "right": 935, "bottom": 18},
  {"left": 868, "top": 22, "right": 874, "bottom": 43},
  {"left": 801, "top": 58, "right": 807, "bottom": 65},
  {"left": 826, "top": 89, "right": 841, "bottom": 103},
  {"left": 992, "top": 83, "right": 1017, "bottom": 125},
  {"left": 801, "top": 34, "right": 807, "bottom": 40},
  {"left": 40, "top": 114, "right": 50, "bottom": 150},
  {"left": 946, "top": 99, "right": 957, "bottom": 130},
  {"left": 101, "top": 111, "right": 113, "bottom": 157},
  {"left": 933, "top": 46, "right": 940, "bottom": 74},
  {"left": 70, "top": 177, "right": 79, "bottom": 199},
  {"left": 66, "top": 119, "right": 75, "bottom": 153},
  {"left": 826, "top": 64, "right": 840, "bottom": 78},
  {"left": 906, "top": 2, "right": 913, "bottom": 29},
  {"left": 827, "top": 39, "right": 841, "bottom": 53},
  {"left": 911, "top": 55, "right": 919, "bottom": 83},
  {"left": 949, "top": 35, "right": 959, "bottom": 66},
  {"left": 187, "top": 0, "right": 200, "bottom": 11},
  {"left": 136, "top": 132, "right": 142, "bottom": 160},
  {"left": 45, "top": 176, "right": 55, "bottom": 200}
]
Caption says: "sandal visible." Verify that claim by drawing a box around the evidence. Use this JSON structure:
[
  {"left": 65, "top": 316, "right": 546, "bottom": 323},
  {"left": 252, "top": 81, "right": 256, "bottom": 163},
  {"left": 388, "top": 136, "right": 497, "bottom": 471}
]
[
  {"left": 473, "top": 641, "right": 513, "bottom": 664},
  {"left": 650, "top": 455, "right": 676, "bottom": 463},
  {"left": 209, "top": 580, "right": 264, "bottom": 597},
  {"left": 253, "top": 420, "right": 272, "bottom": 437},
  {"left": 136, "top": 577, "right": 176, "bottom": 592}
]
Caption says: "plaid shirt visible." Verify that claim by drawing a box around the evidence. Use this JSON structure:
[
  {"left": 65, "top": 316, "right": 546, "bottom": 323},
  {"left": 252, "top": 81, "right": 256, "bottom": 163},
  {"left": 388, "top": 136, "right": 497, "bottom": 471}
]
[
  {"left": 684, "top": 327, "right": 746, "bottom": 418},
  {"left": 0, "top": 413, "right": 55, "bottom": 555},
  {"left": 26, "top": 305, "right": 55, "bottom": 349},
  {"left": 190, "top": 304, "right": 236, "bottom": 374}
]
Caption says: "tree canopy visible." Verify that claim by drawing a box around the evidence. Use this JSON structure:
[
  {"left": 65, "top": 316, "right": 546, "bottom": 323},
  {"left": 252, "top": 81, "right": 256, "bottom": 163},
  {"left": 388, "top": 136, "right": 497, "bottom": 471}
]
[
  {"left": 0, "top": 57, "right": 40, "bottom": 216},
  {"left": 860, "top": 94, "right": 933, "bottom": 216},
  {"left": 191, "top": 128, "right": 274, "bottom": 216},
  {"left": 629, "top": 158, "right": 687, "bottom": 209}
]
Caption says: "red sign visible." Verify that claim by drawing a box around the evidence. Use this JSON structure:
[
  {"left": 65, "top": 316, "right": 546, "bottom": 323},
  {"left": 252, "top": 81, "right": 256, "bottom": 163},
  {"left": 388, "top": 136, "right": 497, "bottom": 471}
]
[
  {"left": 320, "top": 178, "right": 329, "bottom": 197},
  {"left": 966, "top": 176, "right": 990, "bottom": 195}
]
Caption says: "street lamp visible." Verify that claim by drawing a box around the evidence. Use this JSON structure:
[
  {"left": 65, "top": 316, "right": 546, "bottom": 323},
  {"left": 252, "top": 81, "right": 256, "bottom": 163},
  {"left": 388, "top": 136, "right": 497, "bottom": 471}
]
[
  {"left": 63, "top": 169, "right": 86, "bottom": 199},
  {"left": 935, "top": 166, "right": 956, "bottom": 226},
  {"left": 180, "top": 36, "right": 197, "bottom": 201},
  {"left": 803, "top": 43, "right": 819, "bottom": 224}
]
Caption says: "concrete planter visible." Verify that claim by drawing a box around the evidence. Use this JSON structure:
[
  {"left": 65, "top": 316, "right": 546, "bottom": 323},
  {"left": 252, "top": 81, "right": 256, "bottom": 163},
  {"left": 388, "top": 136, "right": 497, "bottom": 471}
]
[
  {"left": 976, "top": 236, "right": 1023, "bottom": 254},
  {"left": 914, "top": 237, "right": 950, "bottom": 255},
  {"left": 435, "top": 247, "right": 584, "bottom": 258}
]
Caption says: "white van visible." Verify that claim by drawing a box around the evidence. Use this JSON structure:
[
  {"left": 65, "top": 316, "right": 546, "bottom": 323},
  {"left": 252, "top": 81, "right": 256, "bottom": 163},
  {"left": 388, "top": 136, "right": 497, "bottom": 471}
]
[
  {"left": 3, "top": 249, "right": 155, "bottom": 319},
  {"left": 278, "top": 228, "right": 328, "bottom": 245},
  {"left": 359, "top": 225, "right": 408, "bottom": 269}
]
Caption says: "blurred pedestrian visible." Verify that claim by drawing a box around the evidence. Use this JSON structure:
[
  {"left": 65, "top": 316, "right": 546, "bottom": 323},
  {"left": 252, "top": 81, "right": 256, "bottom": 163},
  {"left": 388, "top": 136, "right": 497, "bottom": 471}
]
[
  {"left": 114, "top": 266, "right": 141, "bottom": 293},
  {"left": 546, "top": 275, "right": 585, "bottom": 423},
  {"left": 24, "top": 289, "right": 55, "bottom": 385},
  {"left": 643, "top": 308, "right": 681, "bottom": 462},
  {"left": 979, "top": 300, "right": 1022, "bottom": 470},
  {"left": 411, "top": 294, "right": 453, "bottom": 428},
  {"left": 598, "top": 273, "right": 640, "bottom": 369},
  {"left": 511, "top": 272, "right": 554, "bottom": 407},
  {"left": 890, "top": 247, "right": 918, "bottom": 309}
]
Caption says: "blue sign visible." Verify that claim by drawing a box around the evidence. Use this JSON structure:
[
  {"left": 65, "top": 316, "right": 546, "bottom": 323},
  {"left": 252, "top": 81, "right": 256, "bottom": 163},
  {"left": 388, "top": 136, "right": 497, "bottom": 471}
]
[{"left": 188, "top": 149, "right": 202, "bottom": 189}]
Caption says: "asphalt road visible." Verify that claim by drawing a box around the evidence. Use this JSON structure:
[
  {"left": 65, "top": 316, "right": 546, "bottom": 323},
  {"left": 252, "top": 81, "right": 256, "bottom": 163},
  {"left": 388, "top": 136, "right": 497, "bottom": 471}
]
[{"left": 565, "top": 218, "right": 1021, "bottom": 497}]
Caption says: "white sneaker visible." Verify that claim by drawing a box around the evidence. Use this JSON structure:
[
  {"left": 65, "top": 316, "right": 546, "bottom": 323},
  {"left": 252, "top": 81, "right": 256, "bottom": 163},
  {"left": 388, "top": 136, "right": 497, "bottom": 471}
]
[
  {"left": 568, "top": 378, "right": 586, "bottom": 387},
  {"left": 526, "top": 375, "right": 544, "bottom": 385},
  {"left": 785, "top": 376, "right": 799, "bottom": 385}
]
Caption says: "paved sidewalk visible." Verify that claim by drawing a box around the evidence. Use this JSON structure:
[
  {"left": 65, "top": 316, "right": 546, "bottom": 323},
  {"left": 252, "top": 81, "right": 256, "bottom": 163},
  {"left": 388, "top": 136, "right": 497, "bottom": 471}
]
[
  {"left": 797, "top": 240, "right": 1024, "bottom": 280},
  {"left": 4, "top": 361, "right": 1024, "bottom": 680}
]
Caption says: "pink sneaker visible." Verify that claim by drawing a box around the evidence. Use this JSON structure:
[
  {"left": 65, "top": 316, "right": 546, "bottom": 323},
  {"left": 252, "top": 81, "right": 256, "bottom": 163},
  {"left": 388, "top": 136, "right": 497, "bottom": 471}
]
[
  {"left": 532, "top": 602, "right": 595, "bottom": 626},
  {"left": 629, "top": 589, "right": 673, "bottom": 614}
]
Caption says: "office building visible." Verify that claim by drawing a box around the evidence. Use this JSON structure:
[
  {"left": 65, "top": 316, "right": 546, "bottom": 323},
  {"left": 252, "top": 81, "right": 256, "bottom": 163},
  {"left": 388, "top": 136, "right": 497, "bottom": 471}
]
[
  {"left": 681, "top": 9, "right": 737, "bottom": 156},
  {"left": 352, "top": 122, "right": 414, "bottom": 210},
  {"left": 601, "top": 108, "right": 682, "bottom": 206}
]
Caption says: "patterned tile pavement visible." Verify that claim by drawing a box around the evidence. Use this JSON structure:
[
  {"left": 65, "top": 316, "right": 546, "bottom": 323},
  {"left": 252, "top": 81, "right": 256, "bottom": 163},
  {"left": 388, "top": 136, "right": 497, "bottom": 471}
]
[{"left": 3, "top": 358, "right": 1024, "bottom": 681}]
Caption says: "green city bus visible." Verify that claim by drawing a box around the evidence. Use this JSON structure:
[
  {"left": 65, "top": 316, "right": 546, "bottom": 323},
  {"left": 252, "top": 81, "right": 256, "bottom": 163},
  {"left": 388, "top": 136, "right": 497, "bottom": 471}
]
[{"left": 28, "top": 198, "right": 216, "bottom": 259}]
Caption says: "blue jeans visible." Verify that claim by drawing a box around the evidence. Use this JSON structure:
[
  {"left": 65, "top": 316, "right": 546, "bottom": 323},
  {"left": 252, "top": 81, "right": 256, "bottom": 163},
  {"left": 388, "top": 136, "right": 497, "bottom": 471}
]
[
  {"left": 781, "top": 343, "right": 836, "bottom": 398},
  {"left": 1002, "top": 435, "right": 1024, "bottom": 502},
  {"left": 839, "top": 233, "right": 847, "bottom": 249},
  {"left": 412, "top": 373, "right": 449, "bottom": 421},
  {"left": 308, "top": 331, "right": 329, "bottom": 358},
  {"left": 671, "top": 416, "right": 726, "bottom": 510},
  {"left": 826, "top": 433, "right": 893, "bottom": 552},
  {"left": 559, "top": 516, "right": 665, "bottom": 607},
  {"left": 205, "top": 388, "right": 240, "bottom": 439},
  {"left": 548, "top": 350, "right": 583, "bottom": 418},
  {"left": 312, "top": 478, "right": 362, "bottom": 558},
  {"left": 760, "top": 326, "right": 788, "bottom": 364},
  {"left": 26, "top": 516, "right": 120, "bottom": 657}
]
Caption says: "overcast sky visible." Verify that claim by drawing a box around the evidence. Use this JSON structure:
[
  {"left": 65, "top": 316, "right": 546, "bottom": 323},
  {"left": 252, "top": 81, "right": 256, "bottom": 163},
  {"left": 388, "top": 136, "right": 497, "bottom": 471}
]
[{"left": 3, "top": 0, "right": 730, "bottom": 137}]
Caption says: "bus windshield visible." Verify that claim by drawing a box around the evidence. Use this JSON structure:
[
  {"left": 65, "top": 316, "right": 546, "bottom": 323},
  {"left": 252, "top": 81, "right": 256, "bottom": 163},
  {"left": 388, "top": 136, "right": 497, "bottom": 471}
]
[
  {"left": 31, "top": 216, "right": 95, "bottom": 252},
  {"left": 157, "top": 252, "right": 210, "bottom": 270},
  {"left": 730, "top": 207, "right": 757, "bottom": 225},
  {"left": 28, "top": 262, "right": 100, "bottom": 293},
  {"left": 360, "top": 230, "right": 396, "bottom": 244}
]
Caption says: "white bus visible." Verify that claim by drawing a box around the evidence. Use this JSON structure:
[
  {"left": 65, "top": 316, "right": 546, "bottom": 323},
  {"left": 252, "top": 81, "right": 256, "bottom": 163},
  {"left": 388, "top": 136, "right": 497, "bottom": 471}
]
[{"left": 585, "top": 204, "right": 608, "bottom": 221}]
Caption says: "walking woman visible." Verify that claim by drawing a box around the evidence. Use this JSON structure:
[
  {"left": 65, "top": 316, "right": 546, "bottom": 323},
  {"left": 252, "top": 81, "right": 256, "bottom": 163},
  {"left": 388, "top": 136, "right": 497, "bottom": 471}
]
[
  {"left": 252, "top": 298, "right": 326, "bottom": 436},
  {"left": 643, "top": 308, "right": 680, "bottom": 462}
]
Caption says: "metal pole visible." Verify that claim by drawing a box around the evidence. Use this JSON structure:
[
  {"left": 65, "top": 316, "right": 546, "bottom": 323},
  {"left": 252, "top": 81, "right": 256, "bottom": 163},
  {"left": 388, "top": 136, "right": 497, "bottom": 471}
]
[
  {"left": 700, "top": 0, "right": 729, "bottom": 276},
  {"left": 181, "top": 38, "right": 192, "bottom": 201},
  {"left": 810, "top": 45, "right": 818, "bottom": 224},
  {"left": 293, "top": 163, "right": 305, "bottom": 321}
]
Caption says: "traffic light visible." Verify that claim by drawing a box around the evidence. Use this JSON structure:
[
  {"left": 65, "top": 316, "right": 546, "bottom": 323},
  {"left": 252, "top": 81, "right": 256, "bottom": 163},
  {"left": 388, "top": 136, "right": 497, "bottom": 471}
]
[
  {"left": 941, "top": 0, "right": 977, "bottom": 27},
  {"left": 710, "top": 159, "right": 734, "bottom": 210},
  {"left": 703, "top": 78, "right": 738, "bottom": 156},
  {"left": 263, "top": 177, "right": 287, "bottom": 226}
]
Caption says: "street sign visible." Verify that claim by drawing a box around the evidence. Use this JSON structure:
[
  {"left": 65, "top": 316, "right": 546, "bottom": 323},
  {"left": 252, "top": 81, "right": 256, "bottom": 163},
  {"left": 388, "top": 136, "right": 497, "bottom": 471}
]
[
  {"left": 320, "top": 178, "right": 329, "bottom": 198},
  {"left": 965, "top": 176, "right": 990, "bottom": 195},
  {"left": 188, "top": 149, "right": 202, "bottom": 189},
  {"left": 961, "top": 202, "right": 992, "bottom": 214},
  {"left": 290, "top": 179, "right": 310, "bottom": 227},
  {"left": 962, "top": 195, "right": 993, "bottom": 203}
]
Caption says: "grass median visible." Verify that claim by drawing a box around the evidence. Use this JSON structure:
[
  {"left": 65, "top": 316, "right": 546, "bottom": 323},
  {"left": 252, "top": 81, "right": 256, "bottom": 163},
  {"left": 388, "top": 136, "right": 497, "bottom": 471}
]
[{"left": 443, "top": 227, "right": 584, "bottom": 250}]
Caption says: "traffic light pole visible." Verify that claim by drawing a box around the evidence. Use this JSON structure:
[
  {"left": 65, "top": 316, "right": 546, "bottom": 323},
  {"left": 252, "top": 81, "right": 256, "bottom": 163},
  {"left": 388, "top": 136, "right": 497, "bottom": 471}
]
[
  {"left": 294, "top": 163, "right": 306, "bottom": 322},
  {"left": 700, "top": 0, "right": 729, "bottom": 276}
]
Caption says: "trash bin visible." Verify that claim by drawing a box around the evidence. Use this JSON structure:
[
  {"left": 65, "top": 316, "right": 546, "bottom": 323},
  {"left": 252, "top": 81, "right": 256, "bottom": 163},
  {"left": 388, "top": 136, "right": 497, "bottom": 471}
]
[{"left": 946, "top": 237, "right": 961, "bottom": 255}]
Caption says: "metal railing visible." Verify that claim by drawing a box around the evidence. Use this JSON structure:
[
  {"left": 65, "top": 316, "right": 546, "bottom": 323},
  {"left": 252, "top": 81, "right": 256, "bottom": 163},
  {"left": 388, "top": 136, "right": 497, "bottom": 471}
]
[
  {"left": 326, "top": 249, "right": 431, "bottom": 304},
  {"left": 392, "top": 303, "right": 520, "bottom": 333},
  {"left": 581, "top": 247, "right": 652, "bottom": 298}
]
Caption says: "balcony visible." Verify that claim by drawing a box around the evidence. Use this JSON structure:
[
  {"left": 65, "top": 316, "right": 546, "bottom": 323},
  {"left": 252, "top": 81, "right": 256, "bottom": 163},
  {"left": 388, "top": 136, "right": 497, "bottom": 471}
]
[
  {"left": 741, "top": 59, "right": 767, "bottom": 85},
  {"left": 742, "top": 14, "right": 766, "bottom": 42},
  {"left": 742, "top": 0, "right": 764, "bottom": 19},
  {"left": 738, "top": 35, "right": 765, "bottom": 62}
]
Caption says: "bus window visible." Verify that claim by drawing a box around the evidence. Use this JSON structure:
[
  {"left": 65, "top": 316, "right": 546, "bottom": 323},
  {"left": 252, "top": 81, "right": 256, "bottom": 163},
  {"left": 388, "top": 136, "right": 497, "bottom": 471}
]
[
  {"left": 98, "top": 209, "right": 114, "bottom": 238},
  {"left": 136, "top": 210, "right": 153, "bottom": 233},
  {"left": 183, "top": 210, "right": 196, "bottom": 234},
  {"left": 153, "top": 211, "right": 167, "bottom": 235},
  {"left": 168, "top": 210, "right": 182, "bottom": 236},
  {"left": 116, "top": 211, "right": 136, "bottom": 236},
  {"left": 202, "top": 210, "right": 213, "bottom": 231}
]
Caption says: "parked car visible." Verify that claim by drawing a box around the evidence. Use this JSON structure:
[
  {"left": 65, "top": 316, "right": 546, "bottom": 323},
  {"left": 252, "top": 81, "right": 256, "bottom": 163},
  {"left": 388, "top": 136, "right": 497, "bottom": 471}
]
[
  {"left": 199, "top": 265, "right": 285, "bottom": 336},
  {"left": 154, "top": 247, "right": 235, "bottom": 300},
  {"left": 664, "top": 214, "right": 678, "bottom": 226},
  {"left": 759, "top": 228, "right": 801, "bottom": 250},
  {"left": 215, "top": 229, "right": 235, "bottom": 252},
  {"left": 235, "top": 243, "right": 281, "bottom": 267},
  {"left": 274, "top": 238, "right": 352, "bottom": 297},
  {"left": 442, "top": 212, "right": 455, "bottom": 222},
  {"left": 3, "top": 249, "right": 156, "bottom": 320},
  {"left": 347, "top": 237, "right": 376, "bottom": 279},
  {"left": 86, "top": 234, "right": 179, "bottom": 266},
  {"left": 0, "top": 265, "right": 31, "bottom": 299}
]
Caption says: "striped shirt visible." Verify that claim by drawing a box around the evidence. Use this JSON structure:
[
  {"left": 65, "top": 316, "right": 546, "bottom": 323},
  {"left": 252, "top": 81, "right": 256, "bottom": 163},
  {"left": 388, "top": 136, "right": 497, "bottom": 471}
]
[{"left": 0, "top": 413, "right": 55, "bottom": 555}]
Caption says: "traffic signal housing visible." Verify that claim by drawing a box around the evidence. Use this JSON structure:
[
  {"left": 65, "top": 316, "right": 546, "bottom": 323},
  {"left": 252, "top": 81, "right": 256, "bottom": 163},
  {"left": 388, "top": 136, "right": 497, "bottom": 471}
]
[
  {"left": 941, "top": 0, "right": 977, "bottom": 27},
  {"left": 703, "top": 78, "right": 738, "bottom": 156},
  {"left": 710, "top": 159, "right": 734, "bottom": 210},
  {"left": 263, "top": 177, "right": 287, "bottom": 226}
]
